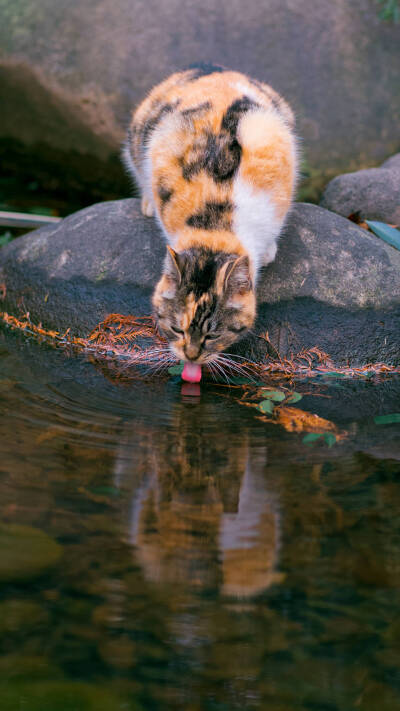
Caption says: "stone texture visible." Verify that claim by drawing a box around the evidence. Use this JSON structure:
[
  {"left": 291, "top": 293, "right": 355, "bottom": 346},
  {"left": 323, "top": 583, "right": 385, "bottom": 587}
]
[
  {"left": 320, "top": 153, "right": 400, "bottom": 224},
  {"left": 0, "top": 0, "right": 400, "bottom": 193},
  {"left": 1, "top": 199, "right": 400, "bottom": 365}
]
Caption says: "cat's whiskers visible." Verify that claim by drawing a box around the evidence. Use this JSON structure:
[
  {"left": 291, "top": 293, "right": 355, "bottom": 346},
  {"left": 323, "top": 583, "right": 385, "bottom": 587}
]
[
  {"left": 210, "top": 358, "right": 231, "bottom": 385},
  {"left": 215, "top": 353, "right": 257, "bottom": 382}
]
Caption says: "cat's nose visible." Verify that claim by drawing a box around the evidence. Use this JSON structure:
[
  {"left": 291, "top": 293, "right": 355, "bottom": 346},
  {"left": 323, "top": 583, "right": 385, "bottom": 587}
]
[{"left": 184, "top": 344, "right": 200, "bottom": 361}]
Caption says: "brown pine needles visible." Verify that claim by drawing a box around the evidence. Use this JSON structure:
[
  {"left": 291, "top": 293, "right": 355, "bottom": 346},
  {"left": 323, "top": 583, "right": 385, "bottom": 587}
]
[{"left": 0, "top": 310, "right": 399, "bottom": 380}]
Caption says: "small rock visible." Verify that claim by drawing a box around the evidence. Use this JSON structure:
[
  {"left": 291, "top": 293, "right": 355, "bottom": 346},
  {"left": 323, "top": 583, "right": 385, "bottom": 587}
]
[{"left": 320, "top": 153, "right": 400, "bottom": 224}]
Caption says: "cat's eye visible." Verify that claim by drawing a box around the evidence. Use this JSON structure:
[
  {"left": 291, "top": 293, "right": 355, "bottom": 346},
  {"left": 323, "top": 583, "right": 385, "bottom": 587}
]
[
  {"left": 171, "top": 325, "right": 184, "bottom": 335},
  {"left": 229, "top": 326, "right": 247, "bottom": 334},
  {"left": 204, "top": 333, "right": 220, "bottom": 341}
]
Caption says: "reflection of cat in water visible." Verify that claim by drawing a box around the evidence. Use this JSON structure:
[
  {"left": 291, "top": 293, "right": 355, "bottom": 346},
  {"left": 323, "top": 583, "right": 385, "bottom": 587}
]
[{"left": 114, "top": 404, "right": 282, "bottom": 598}]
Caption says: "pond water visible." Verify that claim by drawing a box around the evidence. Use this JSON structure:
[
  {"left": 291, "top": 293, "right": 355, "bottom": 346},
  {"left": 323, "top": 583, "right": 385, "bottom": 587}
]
[{"left": 0, "top": 323, "right": 400, "bottom": 711}]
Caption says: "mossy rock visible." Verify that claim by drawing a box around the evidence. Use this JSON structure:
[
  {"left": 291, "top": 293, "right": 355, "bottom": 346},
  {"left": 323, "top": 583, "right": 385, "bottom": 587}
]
[
  {"left": 0, "top": 524, "right": 62, "bottom": 582},
  {"left": 0, "top": 599, "right": 49, "bottom": 635},
  {"left": 0, "top": 654, "right": 62, "bottom": 682},
  {"left": 0, "top": 681, "right": 142, "bottom": 711}
]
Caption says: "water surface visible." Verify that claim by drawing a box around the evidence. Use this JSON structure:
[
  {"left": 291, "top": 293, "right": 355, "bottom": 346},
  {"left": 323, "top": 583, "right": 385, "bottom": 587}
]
[{"left": 0, "top": 324, "right": 400, "bottom": 710}]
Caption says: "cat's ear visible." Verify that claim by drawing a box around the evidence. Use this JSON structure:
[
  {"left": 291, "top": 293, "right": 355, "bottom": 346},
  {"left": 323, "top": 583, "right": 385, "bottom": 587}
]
[
  {"left": 219, "top": 255, "right": 252, "bottom": 295},
  {"left": 166, "top": 245, "right": 183, "bottom": 284}
]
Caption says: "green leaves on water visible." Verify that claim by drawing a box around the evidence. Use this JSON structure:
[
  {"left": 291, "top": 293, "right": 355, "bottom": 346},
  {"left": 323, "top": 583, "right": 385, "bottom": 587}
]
[
  {"left": 366, "top": 220, "right": 400, "bottom": 251},
  {"left": 258, "top": 399, "right": 275, "bottom": 414},
  {"left": 168, "top": 362, "right": 184, "bottom": 376},
  {"left": 257, "top": 389, "right": 302, "bottom": 415},
  {"left": 303, "top": 432, "right": 337, "bottom": 447},
  {"left": 374, "top": 413, "right": 400, "bottom": 425},
  {"left": 324, "top": 432, "right": 337, "bottom": 447},
  {"left": 286, "top": 391, "right": 303, "bottom": 404},
  {"left": 260, "top": 389, "right": 286, "bottom": 402}
]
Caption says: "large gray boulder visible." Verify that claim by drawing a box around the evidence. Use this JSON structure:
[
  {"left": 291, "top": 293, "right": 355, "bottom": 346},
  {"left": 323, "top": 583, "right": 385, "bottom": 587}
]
[
  {"left": 1, "top": 199, "right": 399, "bottom": 366},
  {"left": 320, "top": 153, "right": 400, "bottom": 224},
  {"left": 1, "top": 0, "right": 400, "bottom": 198}
]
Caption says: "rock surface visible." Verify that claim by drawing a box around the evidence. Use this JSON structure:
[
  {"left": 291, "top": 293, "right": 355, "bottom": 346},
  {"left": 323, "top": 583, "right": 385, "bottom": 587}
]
[
  {"left": 1, "top": 0, "right": 400, "bottom": 195},
  {"left": 1, "top": 199, "right": 400, "bottom": 365},
  {"left": 320, "top": 153, "right": 400, "bottom": 224}
]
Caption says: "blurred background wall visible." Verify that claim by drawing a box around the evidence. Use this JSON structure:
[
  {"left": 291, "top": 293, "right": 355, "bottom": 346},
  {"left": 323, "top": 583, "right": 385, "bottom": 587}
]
[{"left": 0, "top": 0, "right": 399, "bottom": 213}]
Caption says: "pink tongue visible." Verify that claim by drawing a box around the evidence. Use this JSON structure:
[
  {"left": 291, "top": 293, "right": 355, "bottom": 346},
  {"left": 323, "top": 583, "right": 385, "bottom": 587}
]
[{"left": 182, "top": 362, "right": 202, "bottom": 383}]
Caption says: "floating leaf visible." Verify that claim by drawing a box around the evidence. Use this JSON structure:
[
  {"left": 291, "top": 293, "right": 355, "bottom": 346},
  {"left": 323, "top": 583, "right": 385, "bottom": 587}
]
[
  {"left": 258, "top": 399, "right": 275, "bottom": 414},
  {"left": 366, "top": 220, "right": 400, "bottom": 252},
  {"left": 303, "top": 432, "right": 324, "bottom": 444},
  {"left": 168, "top": 363, "right": 184, "bottom": 375},
  {"left": 324, "top": 432, "right": 336, "bottom": 447},
  {"left": 260, "top": 389, "right": 286, "bottom": 402},
  {"left": 286, "top": 392, "right": 303, "bottom": 404},
  {"left": 374, "top": 413, "right": 400, "bottom": 425},
  {"left": 229, "top": 376, "right": 254, "bottom": 385},
  {"left": 89, "top": 486, "right": 120, "bottom": 497},
  {"left": 317, "top": 372, "right": 347, "bottom": 378}
]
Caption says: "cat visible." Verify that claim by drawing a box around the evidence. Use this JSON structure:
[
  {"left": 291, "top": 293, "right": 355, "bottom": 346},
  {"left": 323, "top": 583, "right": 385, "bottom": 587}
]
[{"left": 123, "top": 63, "right": 298, "bottom": 369}]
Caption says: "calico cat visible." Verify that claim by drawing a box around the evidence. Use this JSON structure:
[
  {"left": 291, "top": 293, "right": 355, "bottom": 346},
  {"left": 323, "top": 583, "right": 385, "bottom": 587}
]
[{"left": 123, "top": 64, "right": 298, "bottom": 376}]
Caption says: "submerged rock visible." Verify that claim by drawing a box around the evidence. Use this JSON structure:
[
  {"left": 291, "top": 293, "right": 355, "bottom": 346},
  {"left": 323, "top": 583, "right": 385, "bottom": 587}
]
[
  {"left": 0, "top": 198, "right": 400, "bottom": 365},
  {"left": 0, "top": 524, "right": 62, "bottom": 582},
  {"left": 320, "top": 153, "right": 400, "bottom": 224}
]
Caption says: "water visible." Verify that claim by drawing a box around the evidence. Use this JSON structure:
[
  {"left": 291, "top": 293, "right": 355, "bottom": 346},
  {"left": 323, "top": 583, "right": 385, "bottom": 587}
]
[{"left": 0, "top": 323, "right": 400, "bottom": 711}]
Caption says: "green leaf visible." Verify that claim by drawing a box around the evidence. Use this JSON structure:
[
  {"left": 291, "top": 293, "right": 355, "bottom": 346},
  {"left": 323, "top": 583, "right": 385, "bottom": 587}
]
[
  {"left": 303, "top": 432, "right": 324, "bottom": 445},
  {"left": 324, "top": 433, "right": 336, "bottom": 447},
  {"left": 0, "top": 231, "right": 13, "bottom": 246},
  {"left": 260, "top": 389, "right": 286, "bottom": 402},
  {"left": 168, "top": 362, "right": 184, "bottom": 375},
  {"left": 89, "top": 486, "right": 120, "bottom": 497},
  {"left": 318, "top": 372, "right": 347, "bottom": 378},
  {"left": 366, "top": 220, "right": 400, "bottom": 252},
  {"left": 258, "top": 399, "right": 275, "bottom": 414},
  {"left": 28, "top": 206, "right": 55, "bottom": 216},
  {"left": 286, "top": 392, "right": 303, "bottom": 404},
  {"left": 374, "top": 413, "right": 400, "bottom": 425},
  {"left": 229, "top": 377, "right": 254, "bottom": 385}
]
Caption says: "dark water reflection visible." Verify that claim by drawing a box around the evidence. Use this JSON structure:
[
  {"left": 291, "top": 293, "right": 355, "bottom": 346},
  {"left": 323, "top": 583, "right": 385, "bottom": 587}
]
[{"left": 0, "top": 325, "right": 400, "bottom": 710}]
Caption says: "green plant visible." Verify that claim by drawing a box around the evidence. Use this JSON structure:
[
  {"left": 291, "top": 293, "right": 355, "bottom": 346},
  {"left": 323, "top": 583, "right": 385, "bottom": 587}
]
[
  {"left": 0, "top": 231, "right": 12, "bottom": 247},
  {"left": 377, "top": 0, "right": 399, "bottom": 22}
]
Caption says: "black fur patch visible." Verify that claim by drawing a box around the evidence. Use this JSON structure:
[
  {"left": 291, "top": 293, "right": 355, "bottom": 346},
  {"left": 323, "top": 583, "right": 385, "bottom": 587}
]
[
  {"left": 205, "top": 133, "right": 242, "bottom": 183},
  {"left": 221, "top": 96, "right": 259, "bottom": 137},
  {"left": 141, "top": 100, "right": 180, "bottom": 144},
  {"left": 249, "top": 79, "right": 286, "bottom": 116},
  {"left": 181, "top": 101, "right": 212, "bottom": 118},
  {"left": 180, "top": 248, "right": 228, "bottom": 298},
  {"left": 182, "top": 133, "right": 241, "bottom": 183},
  {"left": 186, "top": 62, "right": 226, "bottom": 79},
  {"left": 186, "top": 201, "right": 232, "bottom": 230},
  {"left": 158, "top": 184, "right": 173, "bottom": 207},
  {"left": 181, "top": 96, "right": 259, "bottom": 184}
]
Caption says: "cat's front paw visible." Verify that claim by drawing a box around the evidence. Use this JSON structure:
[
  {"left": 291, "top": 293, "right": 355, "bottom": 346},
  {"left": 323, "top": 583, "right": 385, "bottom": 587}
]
[{"left": 141, "top": 196, "right": 154, "bottom": 217}]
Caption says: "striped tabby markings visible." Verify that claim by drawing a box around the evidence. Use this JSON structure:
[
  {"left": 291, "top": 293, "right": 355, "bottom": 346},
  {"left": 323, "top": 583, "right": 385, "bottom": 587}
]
[
  {"left": 186, "top": 201, "right": 232, "bottom": 230},
  {"left": 181, "top": 101, "right": 212, "bottom": 118}
]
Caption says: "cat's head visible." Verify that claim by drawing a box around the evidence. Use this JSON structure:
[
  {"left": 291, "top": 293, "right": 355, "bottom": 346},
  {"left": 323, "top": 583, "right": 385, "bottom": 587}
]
[{"left": 153, "top": 246, "right": 256, "bottom": 363}]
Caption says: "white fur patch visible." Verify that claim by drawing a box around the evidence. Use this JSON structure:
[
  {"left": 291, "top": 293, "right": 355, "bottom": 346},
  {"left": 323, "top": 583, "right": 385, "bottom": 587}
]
[
  {"left": 232, "top": 177, "right": 283, "bottom": 276},
  {"left": 233, "top": 82, "right": 260, "bottom": 103}
]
